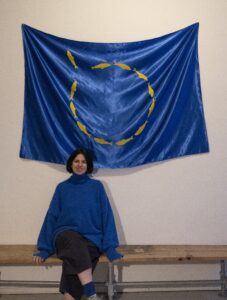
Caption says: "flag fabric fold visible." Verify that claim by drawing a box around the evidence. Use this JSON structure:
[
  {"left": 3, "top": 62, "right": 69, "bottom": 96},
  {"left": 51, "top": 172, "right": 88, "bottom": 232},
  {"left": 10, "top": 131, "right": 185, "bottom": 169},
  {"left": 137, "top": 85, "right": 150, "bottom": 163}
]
[{"left": 20, "top": 23, "right": 209, "bottom": 168}]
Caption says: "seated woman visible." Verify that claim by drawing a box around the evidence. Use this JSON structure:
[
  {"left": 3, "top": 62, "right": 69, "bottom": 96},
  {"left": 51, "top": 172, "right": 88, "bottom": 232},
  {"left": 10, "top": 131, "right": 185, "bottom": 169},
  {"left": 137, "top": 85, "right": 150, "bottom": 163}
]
[{"left": 34, "top": 148, "right": 123, "bottom": 300}]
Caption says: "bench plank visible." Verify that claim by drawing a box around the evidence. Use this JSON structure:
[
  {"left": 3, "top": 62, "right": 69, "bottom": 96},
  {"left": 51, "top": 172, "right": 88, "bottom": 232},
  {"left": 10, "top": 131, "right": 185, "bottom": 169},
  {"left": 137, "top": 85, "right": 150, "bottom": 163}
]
[{"left": 1, "top": 245, "right": 227, "bottom": 265}]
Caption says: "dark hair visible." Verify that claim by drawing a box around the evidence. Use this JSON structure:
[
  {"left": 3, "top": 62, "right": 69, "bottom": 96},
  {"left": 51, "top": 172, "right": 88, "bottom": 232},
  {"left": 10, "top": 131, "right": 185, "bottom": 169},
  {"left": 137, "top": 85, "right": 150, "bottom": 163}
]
[{"left": 66, "top": 148, "right": 93, "bottom": 174}]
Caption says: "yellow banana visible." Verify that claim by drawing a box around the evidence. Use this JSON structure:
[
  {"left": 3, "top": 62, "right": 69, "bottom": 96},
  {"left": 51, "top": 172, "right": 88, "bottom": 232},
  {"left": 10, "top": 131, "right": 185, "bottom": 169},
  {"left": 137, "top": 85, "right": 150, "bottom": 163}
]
[
  {"left": 91, "top": 63, "right": 111, "bottom": 69},
  {"left": 94, "top": 137, "right": 112, "bottom": 145},
  {"left": 67, "top": 50, "right": 78, "bottom": 68},
  {"left": 134, "top": 69, "right": 148, "bottom": 81},
  {"left": 114, "top": 63, "right": 131, "bottom": 70},
  {"left": 116, "top": 136, "right": 133, "bottom": 145},
  {"left": 148, "top": 100, "right": 155, "bottom": 117},
  {"left": 77, "top": 121, "right": 91, "bottom": 137},
  {"left": 70, "top": 80, "right": 77, "bottom": 100},
  {"left": 70, "top": 101, "right": 77, "bottom": 118},
  {"left": 148, "top": 83, "right": 154, "bottom": 98},
  {"left": 135, "top": 121, "right": 148, "bottom": 136}
]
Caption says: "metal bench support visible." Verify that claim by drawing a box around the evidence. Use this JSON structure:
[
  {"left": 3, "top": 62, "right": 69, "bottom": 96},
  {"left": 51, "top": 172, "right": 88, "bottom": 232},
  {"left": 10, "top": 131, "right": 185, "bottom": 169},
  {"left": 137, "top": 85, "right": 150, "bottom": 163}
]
[
  {"left": 219, "top": 260, "right": 227, "bottom": 297},
  {"left": 106, "top": 262, "right": 115, "bottom": 300}
]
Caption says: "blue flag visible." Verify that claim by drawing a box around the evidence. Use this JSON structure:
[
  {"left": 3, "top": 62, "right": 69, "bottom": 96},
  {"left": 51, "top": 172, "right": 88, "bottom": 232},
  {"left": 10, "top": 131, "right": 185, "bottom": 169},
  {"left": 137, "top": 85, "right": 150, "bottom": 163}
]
[{"left": 20, "top": 23, "right": 209, "bottom": 168}]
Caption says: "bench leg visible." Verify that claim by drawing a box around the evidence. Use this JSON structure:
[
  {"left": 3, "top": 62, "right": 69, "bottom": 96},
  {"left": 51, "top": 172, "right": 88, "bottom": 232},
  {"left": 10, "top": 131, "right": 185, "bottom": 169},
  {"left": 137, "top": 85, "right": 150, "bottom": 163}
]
[
  {"left": 219, "top": 260, "right": 227, "bottom": 297},
  {"left": 107, "top": 262, "right": 115, "bottom": 300}
]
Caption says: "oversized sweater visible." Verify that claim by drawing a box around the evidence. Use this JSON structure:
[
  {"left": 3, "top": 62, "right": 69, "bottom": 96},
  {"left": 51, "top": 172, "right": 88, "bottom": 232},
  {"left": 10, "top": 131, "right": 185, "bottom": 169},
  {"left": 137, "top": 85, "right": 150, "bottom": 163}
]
[{"left": 35, "top": 173, "right": 122, "bottom": 262}]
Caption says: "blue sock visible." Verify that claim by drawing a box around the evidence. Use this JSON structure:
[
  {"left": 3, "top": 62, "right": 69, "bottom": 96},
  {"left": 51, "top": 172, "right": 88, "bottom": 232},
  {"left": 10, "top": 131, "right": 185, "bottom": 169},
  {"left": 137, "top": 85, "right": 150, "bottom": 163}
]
[{"left": 83, "top": 281, "right": 96, "bottom": 297}]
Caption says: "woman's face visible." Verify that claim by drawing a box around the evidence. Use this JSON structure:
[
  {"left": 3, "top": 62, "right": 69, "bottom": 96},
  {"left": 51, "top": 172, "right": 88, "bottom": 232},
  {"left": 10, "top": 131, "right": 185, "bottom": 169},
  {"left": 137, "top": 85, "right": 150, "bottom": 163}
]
[{"left": 71, "top": 153, "right": 87, "bottom": 175}]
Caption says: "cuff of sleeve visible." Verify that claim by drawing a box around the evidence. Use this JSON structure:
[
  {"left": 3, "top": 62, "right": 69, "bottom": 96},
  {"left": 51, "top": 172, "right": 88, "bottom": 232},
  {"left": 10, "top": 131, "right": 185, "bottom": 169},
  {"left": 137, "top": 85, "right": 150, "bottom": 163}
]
[
  {"left": 105, "top": 247, "right": 123, "bottom": 262},
  {"left": 33, "top": 250, "right": 50, "bottom": 261}
]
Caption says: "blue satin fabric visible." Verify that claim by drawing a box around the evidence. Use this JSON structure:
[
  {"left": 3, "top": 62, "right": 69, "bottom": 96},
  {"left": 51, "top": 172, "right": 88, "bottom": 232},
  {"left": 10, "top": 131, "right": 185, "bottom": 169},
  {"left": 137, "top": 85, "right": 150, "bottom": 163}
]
[{"left": 20, "top": 23, "right": 209, "bottom": 168}]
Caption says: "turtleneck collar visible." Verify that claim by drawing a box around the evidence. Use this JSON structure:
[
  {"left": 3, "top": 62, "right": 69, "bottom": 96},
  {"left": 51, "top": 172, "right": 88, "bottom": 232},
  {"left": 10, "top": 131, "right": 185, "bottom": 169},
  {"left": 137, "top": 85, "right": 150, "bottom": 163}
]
[{"left": 69, "top": 173, "right": 90, "bottom": 185}]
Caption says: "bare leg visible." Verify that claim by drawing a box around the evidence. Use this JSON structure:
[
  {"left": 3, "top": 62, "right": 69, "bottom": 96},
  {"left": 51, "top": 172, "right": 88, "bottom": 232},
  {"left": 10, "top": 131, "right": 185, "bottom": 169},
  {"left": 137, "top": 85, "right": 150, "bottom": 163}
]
[
  {"left": 64, "top": 292, "right": 75, "bottom": 300},
  {"left": 77, "top": 267, "right": 93, "bottom": 285}
]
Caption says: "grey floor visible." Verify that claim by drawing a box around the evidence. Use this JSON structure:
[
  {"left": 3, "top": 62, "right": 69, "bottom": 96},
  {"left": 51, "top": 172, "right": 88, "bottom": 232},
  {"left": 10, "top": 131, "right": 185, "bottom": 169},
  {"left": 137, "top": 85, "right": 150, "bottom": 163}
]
[{"left": 0, "top": 291, "right": 225, "bottom": 300}]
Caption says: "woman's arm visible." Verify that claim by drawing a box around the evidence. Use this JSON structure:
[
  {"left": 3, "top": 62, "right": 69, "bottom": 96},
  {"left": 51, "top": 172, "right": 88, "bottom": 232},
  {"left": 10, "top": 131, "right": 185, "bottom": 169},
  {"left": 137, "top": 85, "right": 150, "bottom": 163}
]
[
  {"left": 34, "top": 185, "right": 61, "bottom": 261},
  {"left": 99, "top": 183, "right": 123, "bottom": 262}
]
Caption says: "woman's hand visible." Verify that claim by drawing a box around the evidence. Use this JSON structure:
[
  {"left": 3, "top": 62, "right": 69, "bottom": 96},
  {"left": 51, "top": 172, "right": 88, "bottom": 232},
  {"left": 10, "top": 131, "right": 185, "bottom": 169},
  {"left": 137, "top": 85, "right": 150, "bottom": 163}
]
[{"left": 33, "top": 255, "right": 44, "bottom": 264}]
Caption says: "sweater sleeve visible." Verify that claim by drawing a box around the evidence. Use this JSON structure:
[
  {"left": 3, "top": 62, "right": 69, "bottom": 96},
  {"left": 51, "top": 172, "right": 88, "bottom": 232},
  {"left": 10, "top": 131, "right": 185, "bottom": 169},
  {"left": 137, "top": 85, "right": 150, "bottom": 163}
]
[
  {"left": 99, "top": 183, "right": 123, "bottom": 262},
  {"left": 34, "top": 185, "right": 61, "bottom": 260}
]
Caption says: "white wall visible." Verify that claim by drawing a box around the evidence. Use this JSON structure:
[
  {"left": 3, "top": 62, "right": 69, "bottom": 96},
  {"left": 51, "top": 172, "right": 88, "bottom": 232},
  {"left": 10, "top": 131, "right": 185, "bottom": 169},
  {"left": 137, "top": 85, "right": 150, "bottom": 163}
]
[{"left": 0, "top": 0, "right": 227, "bottom": 293}]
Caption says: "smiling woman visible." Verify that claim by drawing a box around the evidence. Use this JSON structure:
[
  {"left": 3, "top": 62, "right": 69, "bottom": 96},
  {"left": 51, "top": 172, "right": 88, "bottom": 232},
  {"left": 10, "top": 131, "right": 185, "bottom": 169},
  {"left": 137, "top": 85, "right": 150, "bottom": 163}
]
[
  {"left": 72, "top": 154, "right": 87, "bottom": 175},
  {"left": 33, "top": 148, "right": 123, "bottom": 300},
  {"left": 67, "top": 149, "right": 91, "bottom": 175}
]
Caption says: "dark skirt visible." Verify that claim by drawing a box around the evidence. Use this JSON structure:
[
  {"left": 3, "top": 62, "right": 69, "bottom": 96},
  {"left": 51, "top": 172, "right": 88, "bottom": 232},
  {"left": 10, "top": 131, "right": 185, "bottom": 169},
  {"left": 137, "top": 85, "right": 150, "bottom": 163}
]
[{"left": 55, "top": 230, "right": 101, "bottom": 300}]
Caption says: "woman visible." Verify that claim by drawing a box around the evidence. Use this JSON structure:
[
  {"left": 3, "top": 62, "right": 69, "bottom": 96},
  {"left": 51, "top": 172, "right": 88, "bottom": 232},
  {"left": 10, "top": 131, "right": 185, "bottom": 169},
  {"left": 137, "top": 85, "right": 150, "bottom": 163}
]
[{"left": 34, "top": 149, "right": 123, "bottom": 300}]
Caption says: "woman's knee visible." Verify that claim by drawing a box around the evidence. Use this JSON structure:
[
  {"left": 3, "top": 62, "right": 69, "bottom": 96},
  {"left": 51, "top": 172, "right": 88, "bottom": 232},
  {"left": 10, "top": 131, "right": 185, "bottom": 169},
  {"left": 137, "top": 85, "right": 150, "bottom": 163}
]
[{"left": 77, "top": 267, "right": 93, "bottom": 285}]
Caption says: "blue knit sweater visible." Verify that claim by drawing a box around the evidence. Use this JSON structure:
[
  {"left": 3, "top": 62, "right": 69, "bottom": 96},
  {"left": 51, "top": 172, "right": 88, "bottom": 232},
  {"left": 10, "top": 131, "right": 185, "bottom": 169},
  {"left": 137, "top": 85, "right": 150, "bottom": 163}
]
[{"left": 35, "top": 173, "right": 122, "bottom": 262}]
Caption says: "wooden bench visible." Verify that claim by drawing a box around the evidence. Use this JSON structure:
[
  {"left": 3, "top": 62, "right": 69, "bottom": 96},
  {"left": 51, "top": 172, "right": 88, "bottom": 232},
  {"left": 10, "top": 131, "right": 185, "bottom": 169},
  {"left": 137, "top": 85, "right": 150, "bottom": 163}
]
[{"left": 1, "top": 245, "right": 227, "bottom": 299}]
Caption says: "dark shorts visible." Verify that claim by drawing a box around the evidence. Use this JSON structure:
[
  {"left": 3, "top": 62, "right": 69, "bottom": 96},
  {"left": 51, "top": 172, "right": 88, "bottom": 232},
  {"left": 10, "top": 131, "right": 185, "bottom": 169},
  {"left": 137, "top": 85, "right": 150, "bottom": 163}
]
[{"left": 55, "top": 230, "right": 101, "bottom": 300}]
